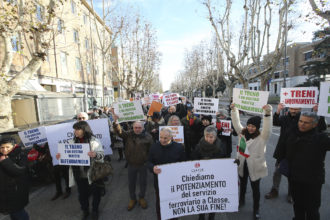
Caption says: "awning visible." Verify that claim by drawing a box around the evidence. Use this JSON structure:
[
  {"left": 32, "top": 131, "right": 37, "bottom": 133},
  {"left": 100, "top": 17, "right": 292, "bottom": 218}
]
[{"left": 20, "top": 79, "right": 47, "bottom": 92}]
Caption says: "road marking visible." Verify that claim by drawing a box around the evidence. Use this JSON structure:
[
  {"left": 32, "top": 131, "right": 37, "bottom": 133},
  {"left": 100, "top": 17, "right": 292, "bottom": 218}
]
[{"left": 272, "top": 132, "right": 280, "bottom": 136}]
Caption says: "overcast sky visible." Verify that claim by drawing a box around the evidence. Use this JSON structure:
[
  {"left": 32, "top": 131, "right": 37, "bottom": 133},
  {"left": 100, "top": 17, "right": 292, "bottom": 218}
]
[{"left": 92, "top": 0, "right": 323, "bottom": 91}]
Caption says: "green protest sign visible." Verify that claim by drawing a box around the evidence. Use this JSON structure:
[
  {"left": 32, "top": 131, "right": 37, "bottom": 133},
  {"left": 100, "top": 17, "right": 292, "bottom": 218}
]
[
  {"left": 113, "top": 100, "right": 144, "bottom": 123},
  {"left": 233, "top": 88, "right": 269, "bottom": 114}
]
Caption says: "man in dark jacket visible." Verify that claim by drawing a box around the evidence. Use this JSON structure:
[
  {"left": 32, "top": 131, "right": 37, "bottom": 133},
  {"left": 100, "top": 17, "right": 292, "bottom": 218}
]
[
  {"left": 276, "top": 112, "right": 330, "bottom": 220},
  {"left": 148, "top": 127, "right": 186, "bottom": 220},
  {"left": 216, "top": 109, "right": 237, "bottom": 158},
  {"left": 0, "top": 138, "right": 29, "bottom": 220},
  {"left": 164, "top": 105, "right": 179, "bottom": 125},
  {"left": 113, "top": 119, "right": 153, "bottom": 211},
  {"left": 265, "top": 103, "right": 327, "bottom": 202},
  {"left": 181, "top": 107, "right": 203, "bottom": 159}
]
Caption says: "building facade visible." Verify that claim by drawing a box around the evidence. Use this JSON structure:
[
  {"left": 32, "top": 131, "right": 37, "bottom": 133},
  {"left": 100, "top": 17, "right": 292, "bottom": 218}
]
[{"left": 5, "top": 0, "right": 116, "bottom": 110}]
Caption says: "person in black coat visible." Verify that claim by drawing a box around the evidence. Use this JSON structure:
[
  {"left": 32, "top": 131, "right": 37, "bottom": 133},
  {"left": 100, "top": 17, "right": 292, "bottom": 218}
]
[
  {"left": 216, "top": 109, "right": 237, "bottom": 158},
  {"left": 265, "top": 103, "right": 327, "bottom": 202},
  {"left": 0, "top": 138, "right": 29, "bottom": 220},
  {"left": 148, "top": 127, "right": 186, "bottom": 220},
  {"left": 276, "top": 111, "right": 330, "bottom": 220},
  {"left": 191, "top": 125, "right": 227, "bottom": 220}
]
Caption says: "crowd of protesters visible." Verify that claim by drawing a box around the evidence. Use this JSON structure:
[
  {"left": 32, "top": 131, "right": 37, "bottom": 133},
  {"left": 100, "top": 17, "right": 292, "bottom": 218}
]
[{"left": 1, "top": 95, "right": 329, "bottom": 220}]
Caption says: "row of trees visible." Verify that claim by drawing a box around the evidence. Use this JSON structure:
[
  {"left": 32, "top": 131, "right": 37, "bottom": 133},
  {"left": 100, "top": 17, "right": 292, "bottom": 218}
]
[
  {"left": 0, "top": 0, "right": 161, "bottom": 131},
  {"left": 171, "top": 0, "right": 329, "bottom": 98}
]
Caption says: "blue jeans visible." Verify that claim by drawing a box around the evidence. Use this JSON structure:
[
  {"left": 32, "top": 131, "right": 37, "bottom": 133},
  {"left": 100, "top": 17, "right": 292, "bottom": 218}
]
[{"left": 10, "top": 209, "right": 29, "bottom": 220}]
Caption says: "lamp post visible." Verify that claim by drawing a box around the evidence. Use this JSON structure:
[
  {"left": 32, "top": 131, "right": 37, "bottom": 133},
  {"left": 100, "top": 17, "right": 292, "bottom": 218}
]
[{"left": 283, "top": 0, "right": 288, "bottom": 88}]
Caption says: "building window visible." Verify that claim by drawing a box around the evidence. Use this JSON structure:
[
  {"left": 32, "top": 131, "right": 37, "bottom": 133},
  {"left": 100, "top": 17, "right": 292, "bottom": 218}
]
[
  {"left": 274, "top": 72, "right": 280, "bottom": 79},
  {"left": 57, "top": 19, "right": 63, "bottom": 34},
  {"left": 11, "top": 35, "right": 20, "bottom": 52},
  {"left": 60, "top": 52, "right": 68, "bottom": 75},
  {"left": 304, "top": 51, "right": 313, "bottom": 61},
  {"left": 274, "top": 83, "right": 278, "bottom": 94},
  {"left": 86, "top": 62, "right": 91, "bottom": 74},
  {"left": 254, "top": 86, "right": 257, "bottom": 90},
  {"left": 282, "top": 57, "right": 289, "bottom": 66},
  {"left": 71, "top": 0, "right": 76, "bottom": 14},
  {"left": 85, "top": 38, "right": 89, "bottom": 49},
  {"left": 83, "top": 14, "right": 87, "bottom": 24},
  {"left": 283, "top": 70, "right": 288, "bottom": 78},
  {"left": 73, "top": 29, "right": 79, "bottom": 43},
  {"left": 36, "top": 4, "right": 44, "bottom": 22},
  {"left": 75, "top": 57, "right": 81, "bottom": 71}
]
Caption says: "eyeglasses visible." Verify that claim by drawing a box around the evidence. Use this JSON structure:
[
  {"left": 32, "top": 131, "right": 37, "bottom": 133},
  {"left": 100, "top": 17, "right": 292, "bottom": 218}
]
[{"left": 78, "top": 117, "right": 86, "bottom": 120}]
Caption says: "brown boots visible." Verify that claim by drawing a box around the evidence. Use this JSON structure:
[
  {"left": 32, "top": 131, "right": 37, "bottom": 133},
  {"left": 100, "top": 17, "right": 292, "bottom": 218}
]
[{"left": 265, "top": 188, "right": 279, "bottom": 199}]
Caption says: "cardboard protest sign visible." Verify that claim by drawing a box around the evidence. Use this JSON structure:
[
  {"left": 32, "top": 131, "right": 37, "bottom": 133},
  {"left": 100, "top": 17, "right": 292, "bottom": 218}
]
[
  {"left": 58, "top": 143, "right": 90, "bottom": 166},
  {"left": 142, "top": 96, "right": 151, "bottom": 105},
  {"left": 280, "top": 87, "right": 318, "bottom": 108},
  {"left": 18, "top": 126, "right": 47, "bottom": 148},
  {"left": 159, "top": 126, "right": 184, "bottom": 143},
  {"left": 158, "top": 159, "right": 238, "bottom": 219},
  {"left": 113, "top": 100, "right": 144, "bottom": 123},
  {"left": 194, "top": 98, "right": 219, "bottom": 115},
  {"left": 233, "top": 88, "right": 269, "bottom": 114},
  {"left": 218, "top": 120, "right": 232, "bottom": 136},
  {"left": 163, "top": 93, "right": 179, "bottom": 106},
  {"left": 318, "top": 82, "right": 330, "bottom": 117},
  {"left": 147, "top": 101, "right": 163, "bottom": 116},
  {"left": 45, "top": 118, "right": 112, "bottom": 165}
]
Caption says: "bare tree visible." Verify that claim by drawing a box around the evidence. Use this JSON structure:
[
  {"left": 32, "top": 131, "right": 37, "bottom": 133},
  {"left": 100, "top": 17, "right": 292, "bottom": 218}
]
[
  {"left": 309, "top": 0, "right": 330, "bottom": 25},
  {"left": 204, "top": 0, "right": 293, "bottom": 90},
  {"left": 89, "top": 0, "right": 123, "bottom": 105},
  {"left": 115, "top": 14, "right": 161, "bottom": 98},
  {"left": 0, "top": 0, "right": 64, "bottom": 132}
]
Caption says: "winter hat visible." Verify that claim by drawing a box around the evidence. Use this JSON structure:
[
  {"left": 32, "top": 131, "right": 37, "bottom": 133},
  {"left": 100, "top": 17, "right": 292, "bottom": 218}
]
[
  {"left": 247, "top": 116, "right": 261, "bottom": 130},
  {"left": 201, "top": 115, "right": 212, "bottom": 124},
  {"left": 91, "top": 112, "right": 99, "bottom": 119},
  {"left": 152, "top": 112, "right": 161, "bottom": 120},
  {"left": 217, "top": 109, "right": 228, "bottom": 117}
]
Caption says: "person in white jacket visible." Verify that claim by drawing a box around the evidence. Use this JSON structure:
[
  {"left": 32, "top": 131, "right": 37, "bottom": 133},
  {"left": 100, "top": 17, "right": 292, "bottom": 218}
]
[
  {"left": 56, "top": 121, "right": 104, "bottom": 220},
  {"left": 231, "top": 104, "right": 272, "bottom": 220}
]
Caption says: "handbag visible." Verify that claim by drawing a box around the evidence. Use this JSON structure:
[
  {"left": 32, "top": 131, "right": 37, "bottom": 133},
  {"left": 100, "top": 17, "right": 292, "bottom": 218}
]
[{"left": 90, "top": 160, "right": 113, "bottom": 182}]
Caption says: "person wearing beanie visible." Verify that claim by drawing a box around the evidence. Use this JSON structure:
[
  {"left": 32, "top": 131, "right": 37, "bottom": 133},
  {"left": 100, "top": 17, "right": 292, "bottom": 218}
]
[{"left": 230, "top": 103, "right": 272, "bottom": 220}]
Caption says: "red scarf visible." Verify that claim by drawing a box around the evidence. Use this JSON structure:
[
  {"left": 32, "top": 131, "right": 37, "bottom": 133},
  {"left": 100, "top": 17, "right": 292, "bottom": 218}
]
[{"left": 187, "top": 115, "right": 196, "bottom": 126}]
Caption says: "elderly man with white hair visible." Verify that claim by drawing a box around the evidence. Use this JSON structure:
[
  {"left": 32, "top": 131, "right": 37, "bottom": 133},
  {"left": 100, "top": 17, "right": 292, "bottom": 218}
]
[
  {"left": 113, "top": 118, "right": 153, "bottom": 211},
  {"left": 148, "top": 127, "right": 186, "bottom": 220}
]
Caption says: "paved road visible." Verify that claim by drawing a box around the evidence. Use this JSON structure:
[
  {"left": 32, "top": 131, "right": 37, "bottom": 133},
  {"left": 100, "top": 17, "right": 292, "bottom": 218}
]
[{"left": 1, "top": 114, "right": 330, "bottom": 220}]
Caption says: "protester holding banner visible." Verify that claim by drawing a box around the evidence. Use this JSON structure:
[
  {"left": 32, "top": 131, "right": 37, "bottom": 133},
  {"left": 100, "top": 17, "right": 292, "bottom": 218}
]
[
  {"left": 148, "top": 127, "right": 186, "bottom": 220},
  {"left": 216, "top": 109, "right": 237, "bottom": 158},
  {"left": 181, "top": 107, "right": 203, "bottom": 159},
  {"left": 191, "top": 125, "right": 227, "bottom": 220},
  {"left": 275, "top": 112, "right": 330, "bottom": 220},
  {"left": 113, "top": 119, "right": 153, "bottom": 211},
  {"left": 231, "top": 103, "right": 272, "bottom": 220},
  {"left": 0, "top": 138, "right": 30, "bottom": 220},
  {"left": 56, "top": 121, "right": 104, "bottom": 220},
  {"left": 265, "top": 103, "right": 327, "bottom": 203},
  {"left": 145, "top": 112, "right": 165, "bottom": 142}
]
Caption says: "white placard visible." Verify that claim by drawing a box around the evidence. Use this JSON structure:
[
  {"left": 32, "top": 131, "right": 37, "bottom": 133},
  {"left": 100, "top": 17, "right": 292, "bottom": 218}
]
[
  {"left": 280, "top": 87, "right": 318, "bottom": 108},
  {"left": 158, "top": 159, "right": 238, "bottom": 219},
  {"left": 58, "top": 143, "right": 90, "bottom": 166},
  {"left": 318, "top": 82, "right": 330, "bottom": 117},
  {"left": 113, "top": 100, "right": 144, "bottom": 123},
  {"left": 163, "top": 93, "right": 179, "bottom": 106},
  {"left": 159, "top": 126, "right": 184, "bottom": 143},
  {"left": 45, "top": 118, "right": 112, "bottom": 165},
  {"left": 219, "top": 120, "right": 232, "bottom": 136},
  {"left": 233, "top": 88, "right": 269, "bottom": 114},
  {"left": 142, "top": 96, "right": 151, "bottom": 105},
  {"left": 18, "top": 126, "right": 47, "bottom": 148},
  {"left": 194, "top": 98, "right": 219, "bottom": 115},
  {"left": 150, "top": 93, "right": 160, "bottom": 102}
]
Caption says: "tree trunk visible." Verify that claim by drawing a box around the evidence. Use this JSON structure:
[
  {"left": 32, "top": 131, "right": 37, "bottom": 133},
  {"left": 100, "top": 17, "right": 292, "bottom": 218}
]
[
  {"left": 260, "top": 77, "right": 268, "bottom": 91},
  {"left": 0, "top": 96, "right": 14, "bottom": 132}
]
